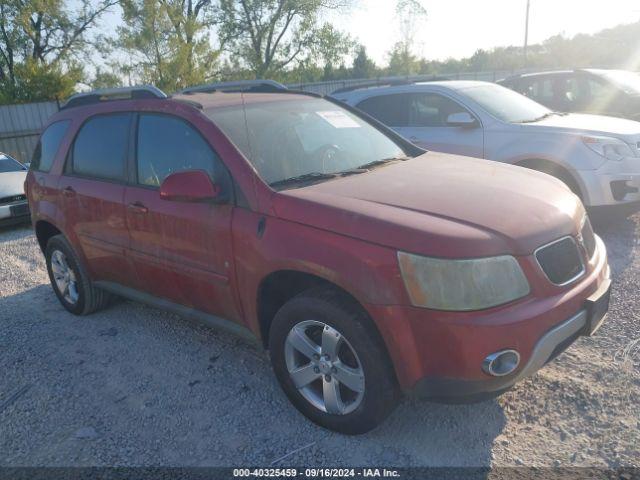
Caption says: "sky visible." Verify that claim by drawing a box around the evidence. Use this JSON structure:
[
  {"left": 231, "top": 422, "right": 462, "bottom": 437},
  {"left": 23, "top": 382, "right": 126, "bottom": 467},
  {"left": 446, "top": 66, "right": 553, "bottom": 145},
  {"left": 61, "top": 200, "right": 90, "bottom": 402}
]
[{"left": 328, "top": 0, "right": 640, "bottom": 64}]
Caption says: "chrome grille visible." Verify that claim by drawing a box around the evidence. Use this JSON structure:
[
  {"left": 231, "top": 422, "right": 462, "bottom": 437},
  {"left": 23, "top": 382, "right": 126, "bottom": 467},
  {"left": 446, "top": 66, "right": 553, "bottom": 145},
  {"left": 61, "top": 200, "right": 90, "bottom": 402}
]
[
  {"left": 0, "top": 194, "right": 26, "bottom": 205},
  {"left": 535, "top": 237, "right": 585, "bottom": 286}
]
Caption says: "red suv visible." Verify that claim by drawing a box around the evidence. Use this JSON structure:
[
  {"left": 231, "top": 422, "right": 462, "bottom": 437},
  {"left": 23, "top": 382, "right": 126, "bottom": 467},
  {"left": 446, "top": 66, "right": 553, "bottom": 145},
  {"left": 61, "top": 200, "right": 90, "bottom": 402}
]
[{"left": 27, "top": 82, "right": 611, "bottom": 434}]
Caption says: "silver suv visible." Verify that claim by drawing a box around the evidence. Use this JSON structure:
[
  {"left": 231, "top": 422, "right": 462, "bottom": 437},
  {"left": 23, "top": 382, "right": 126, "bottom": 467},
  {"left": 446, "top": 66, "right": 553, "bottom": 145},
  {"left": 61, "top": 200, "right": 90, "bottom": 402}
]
[{"left": 333, "top": 81, "right": 640, "bottom": 210}]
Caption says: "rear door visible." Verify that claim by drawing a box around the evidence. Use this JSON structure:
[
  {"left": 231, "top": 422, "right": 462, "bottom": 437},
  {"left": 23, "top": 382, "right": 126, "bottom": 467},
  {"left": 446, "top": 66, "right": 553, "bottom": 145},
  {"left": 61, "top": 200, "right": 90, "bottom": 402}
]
[
  {"left": 59, "top": 113, "right": 136, "bottom": 286},
  {"left": 395, "top": 92, "right": 484, "bottom": 158},
  {"left": 124, "top": 113, "right": 240, "bottom": 321}
]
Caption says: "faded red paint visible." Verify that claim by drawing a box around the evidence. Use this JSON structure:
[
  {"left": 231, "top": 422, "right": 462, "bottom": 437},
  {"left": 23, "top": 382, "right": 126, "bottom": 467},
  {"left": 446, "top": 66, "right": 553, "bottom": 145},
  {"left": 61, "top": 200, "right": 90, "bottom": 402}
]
[{"left": 27, "top": 93, "right": 609, "bottom": 392}]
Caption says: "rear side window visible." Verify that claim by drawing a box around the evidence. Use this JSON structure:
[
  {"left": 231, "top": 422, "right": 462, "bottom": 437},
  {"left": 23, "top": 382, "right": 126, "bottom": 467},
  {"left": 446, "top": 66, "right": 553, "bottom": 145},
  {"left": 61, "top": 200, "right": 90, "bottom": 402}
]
[
  {"left": 71, "top": 113, "right": 131, "bottom": 181},
  {"left": 357, "top": 94, "right": 409, "bottom": 127},
  {"left": 31, "top": 120, "right": 70, "bottom": 172},
  {"left": 136, "top": 114, "right": 221, "bottom": 187}
]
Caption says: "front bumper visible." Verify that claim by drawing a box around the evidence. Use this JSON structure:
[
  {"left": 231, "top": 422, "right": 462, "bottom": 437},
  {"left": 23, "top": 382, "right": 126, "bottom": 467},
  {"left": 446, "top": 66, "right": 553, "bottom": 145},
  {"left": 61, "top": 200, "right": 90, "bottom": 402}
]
[
  {"left": 579, "top": 160, "right": 640, "bottom": 207},
  {"left": 413, "top": 278, "right": 610, "bottom": 401},
  {"left": 0, "top": 201, "right": 30, "bottom": 226},
  {"left": 364, "top": 237, "right": 610, "bottom": 400}
]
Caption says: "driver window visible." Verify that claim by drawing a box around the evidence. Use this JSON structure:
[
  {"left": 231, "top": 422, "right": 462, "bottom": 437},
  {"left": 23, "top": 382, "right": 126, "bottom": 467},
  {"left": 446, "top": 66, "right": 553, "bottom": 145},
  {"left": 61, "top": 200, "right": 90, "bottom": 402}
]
[
  {"left": 408, "top": 93, "right": 468, "bottom": 127},
  {"left": 136, "top": 114, "right": 221, "bottom": 187}
]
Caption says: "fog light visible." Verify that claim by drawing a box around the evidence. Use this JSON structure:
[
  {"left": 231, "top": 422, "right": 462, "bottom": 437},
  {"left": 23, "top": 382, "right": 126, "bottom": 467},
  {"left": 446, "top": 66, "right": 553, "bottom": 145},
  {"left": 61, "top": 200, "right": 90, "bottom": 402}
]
[
  {"left": 611, "top": 180, "right": 639, "bottom": 201},
  {"left": 482, "top": 350, "right": 520, "bottom": 377}
]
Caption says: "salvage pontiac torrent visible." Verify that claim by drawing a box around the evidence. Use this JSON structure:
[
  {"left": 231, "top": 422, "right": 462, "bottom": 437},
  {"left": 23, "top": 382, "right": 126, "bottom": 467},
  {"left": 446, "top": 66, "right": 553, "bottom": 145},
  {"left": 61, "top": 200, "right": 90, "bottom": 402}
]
[{"left": 26, "top": 82, "right": 611, "bottom": 434}]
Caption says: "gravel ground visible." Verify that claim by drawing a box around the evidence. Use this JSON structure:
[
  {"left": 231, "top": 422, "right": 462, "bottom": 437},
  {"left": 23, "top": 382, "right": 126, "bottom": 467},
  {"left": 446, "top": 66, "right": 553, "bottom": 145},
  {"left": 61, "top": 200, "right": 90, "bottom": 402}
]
[{"left": 0, "top": 218, "right": 638, "bottom": 468}]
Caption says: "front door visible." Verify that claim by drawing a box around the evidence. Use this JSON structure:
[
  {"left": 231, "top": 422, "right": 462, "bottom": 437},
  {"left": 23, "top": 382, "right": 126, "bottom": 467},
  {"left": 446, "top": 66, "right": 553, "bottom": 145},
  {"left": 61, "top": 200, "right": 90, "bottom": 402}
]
[
  {"left": 124, "top": 113, "right": 240, "bottom": 322},
  {"left": 59, "top": 112, "right": 135, "bottom": 286},
  {"left": 395, "top": 93, "right": 484, "bottom": 158}
]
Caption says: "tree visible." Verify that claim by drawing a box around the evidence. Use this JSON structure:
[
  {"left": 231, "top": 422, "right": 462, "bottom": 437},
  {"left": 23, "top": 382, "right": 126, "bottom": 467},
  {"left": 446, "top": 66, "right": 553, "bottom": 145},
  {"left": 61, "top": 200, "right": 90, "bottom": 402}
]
[
  {"left": 351, "top": 44, "right": 376, "bottom": 79},
  {"left": 91, "top": 67, "right": 122, "bottom": 89},
  {"left": 387, "top": 41, "right": 420, "bottom": 76},
  {"left": 217, "top": 0, "right": 352, "bottom": 78},
  {"left": 386, "top": 0, "right": 426, "bottom": 76},
  {"left": 0, "top": 0, "right": 116, "bottom": 103},
  {"left": 114, "top": 0, "right": 221, "bottom": 92},
  {"left": 0, "top": 60, "right": 81, "bottom": 103}
]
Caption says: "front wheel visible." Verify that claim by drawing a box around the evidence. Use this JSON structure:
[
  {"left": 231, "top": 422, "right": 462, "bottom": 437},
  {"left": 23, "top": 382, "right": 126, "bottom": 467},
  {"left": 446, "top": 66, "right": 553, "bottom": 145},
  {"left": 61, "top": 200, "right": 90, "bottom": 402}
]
[{"left": 269, "top": 288, "right": 399, "bottom": 434}]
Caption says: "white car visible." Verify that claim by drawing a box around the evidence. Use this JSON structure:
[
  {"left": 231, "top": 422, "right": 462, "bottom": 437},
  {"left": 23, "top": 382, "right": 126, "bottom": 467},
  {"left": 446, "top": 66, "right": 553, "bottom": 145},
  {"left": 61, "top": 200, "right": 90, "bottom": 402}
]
[
  {"left": 333, "top": 81, "right": 640, "bottom": 211},
  {"left": 0, "top": 152, "right": 30, "bottom": 226}
]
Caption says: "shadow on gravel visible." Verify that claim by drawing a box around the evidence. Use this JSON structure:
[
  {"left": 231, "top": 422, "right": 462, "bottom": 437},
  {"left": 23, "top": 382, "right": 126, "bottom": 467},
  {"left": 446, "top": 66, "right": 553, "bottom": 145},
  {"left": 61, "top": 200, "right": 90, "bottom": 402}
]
[
  {"left": 355, "top": 397, "right": 506, "bottom": 468},
  {"left": 1, "top": 283, "right": 506, "bottom": 468},
  {"left": 0, "top": 222, "right": 32, "bottom": 243},
  {"left": 591, "top": 213, "right": 638, "bottom": 275}
]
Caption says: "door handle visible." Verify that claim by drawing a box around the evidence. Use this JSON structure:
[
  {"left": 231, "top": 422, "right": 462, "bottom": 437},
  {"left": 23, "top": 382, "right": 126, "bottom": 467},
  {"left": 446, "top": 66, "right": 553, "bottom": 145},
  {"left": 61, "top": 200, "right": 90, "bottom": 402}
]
[
  {"left": 127, "top": 201, "right": 148, "bottom": 214},
  {"left": 409, "top": 136, "right": 419, "bottom": 141},
  {"left": 62, "top": 186, "right": 75, "bottom": 197}
]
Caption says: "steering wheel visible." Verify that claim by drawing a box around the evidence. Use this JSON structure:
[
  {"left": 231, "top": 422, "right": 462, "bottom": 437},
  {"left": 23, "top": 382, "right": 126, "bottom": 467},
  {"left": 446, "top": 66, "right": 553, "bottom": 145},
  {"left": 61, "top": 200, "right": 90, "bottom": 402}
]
[{"left": 311, "top": 144, "right": 345, "bottom": 172}]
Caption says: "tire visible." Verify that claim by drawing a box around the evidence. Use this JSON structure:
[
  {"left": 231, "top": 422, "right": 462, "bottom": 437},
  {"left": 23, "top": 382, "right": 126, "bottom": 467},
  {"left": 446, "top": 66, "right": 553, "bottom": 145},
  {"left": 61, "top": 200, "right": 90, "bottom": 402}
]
[
  {"left": 269, "top": 287, "right": 399, "bottom": 434},
  {"left": 45, "top": 234, "right": 112, "bottom": 315}
]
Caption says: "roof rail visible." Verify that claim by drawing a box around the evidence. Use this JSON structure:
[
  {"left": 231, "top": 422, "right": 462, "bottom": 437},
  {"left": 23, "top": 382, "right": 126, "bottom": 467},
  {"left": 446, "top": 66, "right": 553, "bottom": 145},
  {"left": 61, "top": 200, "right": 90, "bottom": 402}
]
[
  {"left": 61, "top": 85, "right": 168, "bottom": 110},
  {"left": 181, "top": 80, "right": 287, "bottom": 94},
  {"left": 331, "top": 76, "right": 450, "bottom": 95}
]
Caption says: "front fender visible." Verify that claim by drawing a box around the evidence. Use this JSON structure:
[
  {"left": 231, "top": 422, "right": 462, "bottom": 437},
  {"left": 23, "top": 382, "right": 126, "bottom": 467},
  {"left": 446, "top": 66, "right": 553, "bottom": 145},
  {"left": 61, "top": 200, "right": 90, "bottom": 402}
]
[{"left": 230, "top": 209, "right": 408, "bottom": 338}]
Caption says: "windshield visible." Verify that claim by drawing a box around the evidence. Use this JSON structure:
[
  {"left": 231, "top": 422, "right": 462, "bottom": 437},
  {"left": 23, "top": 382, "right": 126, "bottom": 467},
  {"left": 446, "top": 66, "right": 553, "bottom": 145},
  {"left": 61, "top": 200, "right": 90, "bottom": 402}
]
[
  {"left": 462, "top": 83, "right": 551, "bottom": 123},
  {"left": 0, "top": 154, "right": 26, "bottom": 173},
  {"left": 207, "top": 96, "right": 406, "bottom": 187},
  {"left": 600, "top": 70, "right": 640, "bottom": 95}
]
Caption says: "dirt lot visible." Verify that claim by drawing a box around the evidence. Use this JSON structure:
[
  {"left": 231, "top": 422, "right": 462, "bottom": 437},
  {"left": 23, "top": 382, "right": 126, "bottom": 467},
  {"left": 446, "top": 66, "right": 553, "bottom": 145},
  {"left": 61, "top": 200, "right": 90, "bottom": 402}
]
[{"left": 0, "top": 218, "right": 639, "bottom": 468}]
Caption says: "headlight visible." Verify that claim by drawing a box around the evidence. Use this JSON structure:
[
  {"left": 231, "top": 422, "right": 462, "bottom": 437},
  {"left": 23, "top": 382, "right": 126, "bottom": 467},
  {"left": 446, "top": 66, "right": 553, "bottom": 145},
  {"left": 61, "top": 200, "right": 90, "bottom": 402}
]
[
  {"left": 582, "top": 136, "right": 635, "bottom": 161},
  {"left": 397, "top": 252, "right": 530, "bottom": 311}
]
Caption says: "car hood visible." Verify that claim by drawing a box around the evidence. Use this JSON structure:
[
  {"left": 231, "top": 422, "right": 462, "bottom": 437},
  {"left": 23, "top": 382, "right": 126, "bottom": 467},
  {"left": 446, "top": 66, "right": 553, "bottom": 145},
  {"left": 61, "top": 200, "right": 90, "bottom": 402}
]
[
  {"left": 528, "top": 113, "right": 640, "bottom": 140},
  {"left": 273, "top": 153, "right": 583, "bottom": 258},
  {"left": 0, "top": 171, "right": 27, "bottom": 198}
]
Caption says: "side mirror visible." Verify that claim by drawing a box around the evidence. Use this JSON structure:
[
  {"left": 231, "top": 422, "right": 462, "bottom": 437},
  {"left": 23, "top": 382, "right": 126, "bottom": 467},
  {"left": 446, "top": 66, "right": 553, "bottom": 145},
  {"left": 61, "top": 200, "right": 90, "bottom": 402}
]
[
  {"left": 446, "top": 112, "right": 479, "bottom": 128},
  {"left": 159, "top": 170, "right": 225, "bottom": 203}
]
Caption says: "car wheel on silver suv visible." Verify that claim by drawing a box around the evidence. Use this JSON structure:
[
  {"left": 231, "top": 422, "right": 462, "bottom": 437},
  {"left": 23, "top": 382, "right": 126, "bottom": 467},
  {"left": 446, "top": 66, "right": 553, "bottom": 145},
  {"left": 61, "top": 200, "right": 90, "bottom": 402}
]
[
  {"left": 45, "top": 234, "right": 112, "bottom": 315},
  {"left": 269, "top": 287, "right": 399, "bottom": 434}
]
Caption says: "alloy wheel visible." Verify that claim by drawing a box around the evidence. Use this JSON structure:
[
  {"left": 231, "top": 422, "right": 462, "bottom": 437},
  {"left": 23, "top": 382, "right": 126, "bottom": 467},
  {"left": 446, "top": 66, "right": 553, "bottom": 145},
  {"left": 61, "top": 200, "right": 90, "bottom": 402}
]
[
  {"left": 284, "top": 320, "right": 365, "bottom": 415},
  {"left": 51, "top": 250, "right": 79, "bottom": 305}
]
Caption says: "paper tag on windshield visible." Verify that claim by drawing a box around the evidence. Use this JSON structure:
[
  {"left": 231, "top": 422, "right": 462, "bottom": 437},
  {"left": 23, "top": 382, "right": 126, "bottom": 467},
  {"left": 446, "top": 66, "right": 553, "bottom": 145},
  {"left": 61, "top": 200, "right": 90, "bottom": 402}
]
[{"left": 316, "top": 110, "right": 361, "bottom": 128}]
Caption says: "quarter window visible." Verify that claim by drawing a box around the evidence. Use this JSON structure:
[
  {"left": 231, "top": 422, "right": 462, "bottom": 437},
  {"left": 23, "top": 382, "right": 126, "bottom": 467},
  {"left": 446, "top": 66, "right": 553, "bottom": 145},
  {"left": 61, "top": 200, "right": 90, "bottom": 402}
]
[
  {"left": 31, "top": 120, "right": 70, "bottom": 172},
  {"left": 71, "top": 114, "right": 131, "bottom": 181},
  {"left": 136, "top": 114, "right": 221, "bottom": 187}
]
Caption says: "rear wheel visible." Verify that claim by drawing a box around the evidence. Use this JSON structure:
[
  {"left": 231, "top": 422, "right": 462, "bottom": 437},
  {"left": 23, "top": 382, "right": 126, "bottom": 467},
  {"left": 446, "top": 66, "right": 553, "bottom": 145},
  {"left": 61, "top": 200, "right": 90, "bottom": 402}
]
[
  {"left": 269, "top": 288, "right": 399, "bottom": 434},
  {"left": 45, "top": 235, "right": 112, "bottom": 315}
]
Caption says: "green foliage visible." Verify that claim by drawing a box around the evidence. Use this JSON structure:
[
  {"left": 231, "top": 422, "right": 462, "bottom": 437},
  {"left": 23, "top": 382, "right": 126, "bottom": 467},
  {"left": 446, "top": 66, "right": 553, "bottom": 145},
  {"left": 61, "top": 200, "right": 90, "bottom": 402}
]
[
  {"left": 351, "top": 45, "right": 377, "bottom": 79},
  {"left": 0, "top": 59, "right": 80, "bottom": 103},
  {"left": 91, "top": 67, "right": 123, "bottom": 89},
  {"left": 114, "top": 0, "right": 221, "bottom": 92},
  {"left": 0, "top": 0, "right": 115, "bottom": 104},
  {"left": 387, "top": 41, "right": 420, "bottom": 76},
  {"left": 217, "top": 0, "right": 353, "bottom": 78}
]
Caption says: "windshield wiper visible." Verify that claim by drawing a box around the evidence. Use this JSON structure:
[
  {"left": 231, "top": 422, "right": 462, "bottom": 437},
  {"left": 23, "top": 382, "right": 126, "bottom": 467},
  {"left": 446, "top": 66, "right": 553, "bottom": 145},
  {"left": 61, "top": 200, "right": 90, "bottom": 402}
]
[
  {"left": 269, "top": 171, "right": 338, "bottom": 188},
  {"left": 354, "top": 156, "right": 411, "bottom": 170},
  {"left": 519, "top": 112, "right": 564, "bottom": 123}
]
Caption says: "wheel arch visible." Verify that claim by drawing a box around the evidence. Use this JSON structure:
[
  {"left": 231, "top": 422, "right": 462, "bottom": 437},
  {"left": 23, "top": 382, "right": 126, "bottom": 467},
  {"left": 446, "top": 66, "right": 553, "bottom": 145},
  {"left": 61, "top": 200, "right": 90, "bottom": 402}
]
[
  {"left": 514, "top": 158, "right": 586, "bottom": 201},
  {"left": 256, "top": 270, "right": 386, "bottom": 353},
  {"left": 35, "top": 219, "right": 63, "bottom": 253}
]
